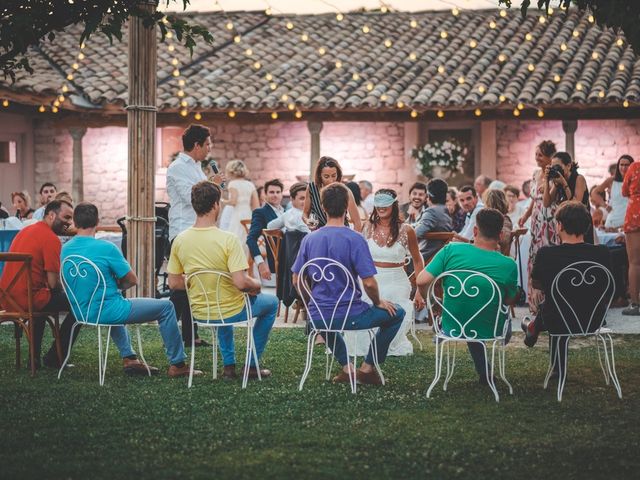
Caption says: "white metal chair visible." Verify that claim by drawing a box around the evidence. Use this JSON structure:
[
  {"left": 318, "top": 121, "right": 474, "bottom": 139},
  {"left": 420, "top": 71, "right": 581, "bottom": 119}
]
[
  {"left": 297, "top": 257, "right": 385, "bottom": 394},
  {"left": 426, "top": 270, "right": 512, "bottom": 402},
  {"left": 545, "top": 261, "right": 621, "bottom": 401},
  {"left": 59, "top": 254, "right": 151, "bottom": 386},
  {"left": 185, "top": 270, "right": 260, "bottom": 389}
]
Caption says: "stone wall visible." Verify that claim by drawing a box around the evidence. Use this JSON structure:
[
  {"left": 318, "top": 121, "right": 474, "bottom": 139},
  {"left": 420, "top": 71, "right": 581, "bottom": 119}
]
[{"left": 496, "top": 119, "right": 640, "bottom": 192}]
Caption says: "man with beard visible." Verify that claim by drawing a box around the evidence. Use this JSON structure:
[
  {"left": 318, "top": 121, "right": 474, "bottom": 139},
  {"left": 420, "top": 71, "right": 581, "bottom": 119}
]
[
  {"left": 400, "top": 182, "right": 428, "bottom": 224},
  {"left": 0, "top": 200, "right": 78, "bottom": 368}
]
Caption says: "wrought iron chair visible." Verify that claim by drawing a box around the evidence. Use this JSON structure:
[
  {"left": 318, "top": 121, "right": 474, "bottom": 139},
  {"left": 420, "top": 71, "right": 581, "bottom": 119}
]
[
  {"left": 0, "top": 252, "right": 62, "bottom": 375},
  {"left": 544, "top": 261, "right": 620, "bottom": 401},
  {"left": 185, "top": 270, "right": 261, "bottom": 389},
  {"left": 426, "top": 270, "right": 513, "bottom": 402},
  {"left": 296, "top": 257, "right": 385, "bottom": 394},
  {"left": 59, "top": 254, "right": 151, "bottom": 385}
]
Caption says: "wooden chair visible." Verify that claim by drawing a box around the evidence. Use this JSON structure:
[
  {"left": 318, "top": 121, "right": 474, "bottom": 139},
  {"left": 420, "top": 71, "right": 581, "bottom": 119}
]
[
  {"left": 0, "top": 253, "right": 62, "bottom": 376},
  {"left": 241, "top": 219, "right": 267, "bottom": 279},
  {"left": 263, "top": 228, "right": 302, "bottom": 323}
]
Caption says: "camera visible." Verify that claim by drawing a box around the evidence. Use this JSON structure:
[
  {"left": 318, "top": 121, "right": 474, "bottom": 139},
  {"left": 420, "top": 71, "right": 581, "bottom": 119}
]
[{"left": 547, "top": 164, "right": 564, "bottom": 179}]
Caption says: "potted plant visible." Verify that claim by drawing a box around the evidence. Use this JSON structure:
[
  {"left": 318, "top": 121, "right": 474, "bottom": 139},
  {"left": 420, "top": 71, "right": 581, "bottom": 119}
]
[{"left": 411, "top": 140, "right": 467, "bottom": 179}]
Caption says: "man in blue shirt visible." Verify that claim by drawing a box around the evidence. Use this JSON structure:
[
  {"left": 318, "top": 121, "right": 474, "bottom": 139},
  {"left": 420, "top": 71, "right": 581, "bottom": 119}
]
[
  {"left": 292, "top": 183, "right": 404, "bottom": 385},
  {"left": 61, "top": 203, "right": 202, "bottom": 378}
]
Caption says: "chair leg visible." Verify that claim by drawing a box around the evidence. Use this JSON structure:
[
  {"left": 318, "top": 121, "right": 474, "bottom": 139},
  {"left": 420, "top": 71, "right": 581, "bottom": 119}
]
[
  {"left": 483, "top": 342, "right": 500, "bottom": 402},
  {"left": 325, "top": 334, "right": 337, "bottom": 381},
  {"left": 556, "top": 337, "right": 569, "bottom": 402},
  {"left": 28, "top": 318, "right": 36, "bottom": 377},
  {"left": 14, "top": 322, "right": 22, "bottom": 371},
  {"left": 299, "top": 331, "right": 317, "bottom": 391},
  {"left": 544, "top": 336, "right": 558, "bottom": 390},
  {"left": 277, "top": 302, "right": 281, "bottom": 318},
  {"left": 52, "top": 316, "right": 63, "bottom": 365},
  {"left": 211, "top": 327, "right": 218, "bottom": 380},
  {"left": 58, "top": 322, "right": 79, "bottom": 380},
  {"left": 595, "top": 335, "right": 609, "bottom": 385},
  {"left": 600, "top": 334, "right": 623, "bottom": 399},
  {"left": 410, "top": 314, "right": 423, "bottom": 351},
  {"left": 348, "top": 353, "right": 357, "bottom": 394},
  {"left": 188, "top": 322, "right": 196, "bottom": 388},
  {"left": 427, "top": 338, "right": 445, "bottom": 398},
  {"left": 284, "top": 305, "right": 289, "bottom": 324},
  {"left": 443, "top": 342, "right": 457, "bottom": 391},
  {"left": 135, "top": 326, "right": 151, "bottom": 377},
  {"left": 368, "top": 330, "right": 385, "bottom": 386},
  {"left": 293, "top": 304, "right": 301, "bottom": 324},
  {"left": 498, "top": 341, "right": 513, "bottom": 395}
]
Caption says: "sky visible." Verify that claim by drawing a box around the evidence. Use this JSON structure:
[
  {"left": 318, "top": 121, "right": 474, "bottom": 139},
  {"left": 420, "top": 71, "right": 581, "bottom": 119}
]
[{"left": 166, "top": 0, "right": 525, "bottom": 14}]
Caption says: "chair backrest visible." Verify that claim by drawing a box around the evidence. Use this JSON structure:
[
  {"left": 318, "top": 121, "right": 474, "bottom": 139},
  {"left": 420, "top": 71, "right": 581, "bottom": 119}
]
[
  {"left": 550, "top": 261, "right": 614, "bottom": 335},
  {"left": 185, "top": 270, "right": 252, "bottom": 324},
  {"left": 262, "top": 228, "right": 283, "bottom": 271},
  {"left": 508, "top": 228, "right": 528, "bottom": 257},
  {"left": 296, "top": 257, "right": 357, "bottom": 331},
  {"left": 60, "top": 255, "right": 107, "bottom": 325},
  {"left": 427, "top": 269, "right": 509, "bottom": 340},
  {"left": 240, "top": 219, "right": 251, "bottom": 236},
  {"left": 0, "top": 252, "right": 33, "bottom": 318}
]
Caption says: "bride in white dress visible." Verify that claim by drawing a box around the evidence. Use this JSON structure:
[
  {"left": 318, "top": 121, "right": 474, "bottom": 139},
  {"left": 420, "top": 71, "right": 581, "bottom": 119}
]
[
  {"left": 344, "top": 189, "right": 425, "bottom": 356},
  {"left": 222, "top": 160, "right": 259, "bottom": 249}
]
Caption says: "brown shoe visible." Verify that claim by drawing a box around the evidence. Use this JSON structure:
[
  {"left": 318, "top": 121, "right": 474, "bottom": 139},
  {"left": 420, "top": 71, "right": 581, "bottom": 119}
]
[
  {"left": 168, "top": 364, "right": 204, "bottom": 378},
  {"left": 357, "top": 369, "right": 383, "bottom": 385},
  {"left": 332, "top": 370, "right": 353, "bottom": 384},
  {"left": 223, "top": 365, "right": 237, "bottom": 380},
  {"left": 242, "top": 366, "right": 272, "bottom": 379},
  {"left": 123, "top": 358, "right": 159, "bottom": 376}
]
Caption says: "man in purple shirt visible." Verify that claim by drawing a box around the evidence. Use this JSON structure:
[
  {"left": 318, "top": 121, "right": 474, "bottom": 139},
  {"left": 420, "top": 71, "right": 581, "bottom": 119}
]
[{"left": 292, "top": 183, "right": 404, "bottom": 385}]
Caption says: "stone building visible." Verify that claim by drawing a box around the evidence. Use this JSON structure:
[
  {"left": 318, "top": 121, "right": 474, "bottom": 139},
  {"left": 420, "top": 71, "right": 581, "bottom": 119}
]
[{"left": 1, "top": 9, "right": 639, "bottom": 223}]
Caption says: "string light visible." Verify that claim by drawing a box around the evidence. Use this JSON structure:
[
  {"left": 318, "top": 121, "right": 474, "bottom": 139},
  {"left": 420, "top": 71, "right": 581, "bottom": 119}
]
[
  {"left": 547, "top": 7, "right": 554, "bottom": 15},
  {"left": 72, "top": 62, "right": 79, "bottom": 69},
  {"left": 623, "top": 100, "right": 629, "bottom": 108},
  {"left": 228, "top": 110, "right": 236, "bottom": 118},
  {"left": 78, "top": 52, "right": 85, "bottom": 60},
  {"left": 271, "top": 112, "right": 278, "bottom": 120},
  {"left": 362, "top": 25, "right": 370, "bottom": 34},
  {"left": 539, "top": 16, "right": 546, "bottom": 24},
  {"left": 180, "top": 109, "right": 188, "bottom": 117},
  {"left": 517, "top": 102, "right": 524, "bottom": 110},
  {"left": 588, "top": 14, "right": 595, "bottom": 23},
  {"left": 410, "top": 110, "right": 418, "bottom": 118},
  {"left": 381, "top": 5, "right": 388, "bottom": 13},
  {"left": 335, "top": 60, "right": 342, "bottom": 69},
  {"left": 225, "top": 21, "right": 233, "bottom": 30},
  {"left": 410, "top": 19, "right": 418, "bottom": 28},
  {"left": 440, "top": 30, "right": 448, "bottom": 39},
  {"left": 498, "top": 54, "right": 507, "bottom": 62},
  {"left": 58, "top": 95, "right": 65, "bottom": 102},
  {"left": 265, "top": 7, "right": 272, "bottom": 15},
  {"left": 489, "top": 20, "right": 496, "bottom": 29},
  {"left": 537, "top": 109, "right": 544, "bottom": 118},
  {"left": 452, "top": 7, "right": 459, "bottom": 16},
  {"left": 499, "top": 94, "right": 506, "bottom": 102},
  {"left": 336, "top": 13, "right": 344, "bottom": 21},
  {"left": 528, "top": 63, "right": 535, "bottom": 71},
  {"left": 380, "top": 93, "right": 388, "bottom": 101},
  {"left": 66, "top": 73, "right": 74, "bottom": 80},
  {"left": 301, "top": 33, "right": 309, "bottom": 42},
  {"left": 436, "top": 110, "right": 444, "bottom": 118},
  {"left": 53, "top": 99, "right": 60, "bottom": 107},
  {"left": 525, "top": 33, "right": 533, "bottom": 41},
  {"left": 576, "top": 82, "right": 583, "bottom": 91},
  {"left": 318, "top": 47, "right": 326, "bottom": 55},
  {"left": 180, "top": 100, "right": 188, "bottom": 107},
  {"left": 619, "top": 63, "right": 626, "bottom": 71},
  {"left": 500, "top": 9, "right": 507, "bottom": 17},
  {"left": 409, "top": 52, "right": 417, "bottom": 61},
  {"left": 171, "top": 58, "right": 179, "bottom": 65},
  {"left": 265, "top": 73, "right": 273, "bottom": 81},
  {"left": 592, "top": 52, "right": 599, "bottom": 60},
  {"left": 177, "top": 90, "right": 185, "bottom": 97},
  {"left": 513, "top": 108, "right": 520, "bottom": 116},
  {"left": 1, "top": 99, "right": 8, "bottom": 107},
  {"left": 554, "top": 74, "right": 561, "bottom": 82},
  {"left": 172, "top": 69, "right": 180, "bottom": 77},
  {"left": 367, "top": 83, "right": 374, "bottom": 91},
  {"left": 234, "top": 35, "right": 241, "bottom": 43},
  {"left": 194, "top": 112, "right": 202, "bottom": 120},
  {"left": 469, "top": 40, "right": 477, "bottom": 48},
  {"left": 295, "top": 110, "right": 303, "bottom": 119},
  {"left": 397, "top": 101, "right": 404, "bottom": 109},
  {"left": 286, "top": 21, "right": 294, "bottom": 30},
  {"left": 253, "top": 61, "right": 261, "bottom": 69},
  {"left": 457, "top": 76, "right": 465, "bottom": 84},
  {"left": 38, "top": 105, "right": 46, "bottom": 113},
  {"left": 245, "top": 48, "right": 253, "bottom": 56},
  {"left": 598, "top": 91, "right": 605, "bottom": 98},
  {"left": 52, "top": 106, "right": 59, "bottom": 113},
  {"left": 474, "top": 108, "right": 482, "bottom": 116},
  {"left": 573, "top": 29, "right": 580, "bottom": 38},
  {"left": 478, "top": 85, "right": 486, "bottom": 93},
  {"left": 384, "top": 39, "right": 392, "bottom": 48},
  {"left": 281, "top": 94, "right": 289, "bottom": 101},
  {"left": 560, "top": 43, "right": 567, "bottom": 51},
  {"left": 352, "top": 72, "right": 360, "bottom": 81},
  {"left": 270, "top": 82, "right": 277, "bottom": 90},
  {"left": 168, "top": 45, "right": 175, "bottom": 52},
  {"left": 287, "top": 103, "right": 295, "bottom": 110},
  {"left": 62, "top": 85, "right": 69, "bottom": 93},
  {"left": 437, "top": 65, "right": 445, "bottom": 74}
]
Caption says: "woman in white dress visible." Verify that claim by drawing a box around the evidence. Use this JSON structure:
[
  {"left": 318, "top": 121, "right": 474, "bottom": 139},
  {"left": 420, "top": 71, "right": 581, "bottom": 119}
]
[
  {"left": 344, "top": 189, "right": 425, "bottom": 357},
  {"left": 591, "top": 155, "right": 634, "bottom": 230},
  {"left": 222, "top": 160, "right": 259, "bottom": 247}
]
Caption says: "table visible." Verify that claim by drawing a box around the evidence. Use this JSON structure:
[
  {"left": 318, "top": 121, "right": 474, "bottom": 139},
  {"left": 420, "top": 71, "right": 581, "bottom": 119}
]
[{"left": 0, "top": 230, "right": 20, "bottom": 274}]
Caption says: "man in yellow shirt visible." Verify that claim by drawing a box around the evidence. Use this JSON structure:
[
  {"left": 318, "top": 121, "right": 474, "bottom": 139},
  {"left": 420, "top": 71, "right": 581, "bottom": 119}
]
[{"left": 167, "top": 181, "right": 278, "bottom": 380}]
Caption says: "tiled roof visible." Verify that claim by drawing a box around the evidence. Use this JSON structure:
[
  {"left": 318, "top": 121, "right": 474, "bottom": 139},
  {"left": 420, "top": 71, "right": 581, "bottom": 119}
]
[{"left": 2, "top": 9, "right": 639, "bottom": 113}]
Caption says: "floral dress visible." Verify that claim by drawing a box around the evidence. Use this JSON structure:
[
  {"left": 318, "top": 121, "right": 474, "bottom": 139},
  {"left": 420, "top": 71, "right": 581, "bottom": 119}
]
[
  {"left": 623, "top": 161, "right": 640, "bottom": 233},
  {"left": 527, "top": 169, "right": 559, "bottom": 310}
]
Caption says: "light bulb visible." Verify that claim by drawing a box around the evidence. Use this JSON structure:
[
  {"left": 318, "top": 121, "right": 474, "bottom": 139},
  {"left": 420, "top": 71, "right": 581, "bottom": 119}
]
[
  {"left": 336, "top": 13, "right": 344, "bottom": 21},
  {"left": 228, "top": 110, "right": 236, "bottom": 118},
  {"left": 38, "top": 105, "right": 46, "bottom": 113},
  {"left": 194, "top": 112, "right": 202, "bottom": 120},
  {"left": 271, "top": 112, "right": 278, "bottom": 120},
  {"left": 500, "top": 10, "right": 507, "bottom": 17},
  {"left": 410, "top": 19, "right": 417, "bottom": 28},
  {"left": 180, "top": 109, "right": 188, "bottom": 117},
  {"left": 410, "top": 110, "right": 418, "bottom": 118},
  {"left": 437, "top": 110, "right": 444, "bottom": 118},
  {"left": 474, "top": 108, "right": 482, "bottom": 116},
  {"left": 295, "top": 110, "right": 303, "bottom": 119},
  {"left": 440, "top": 30, "right": 448, "bottom": 39}
]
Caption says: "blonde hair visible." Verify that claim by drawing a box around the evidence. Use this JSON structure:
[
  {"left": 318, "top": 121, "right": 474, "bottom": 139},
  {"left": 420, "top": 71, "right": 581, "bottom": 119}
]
[
  {"left": 55, "top": 191, "right": 74, "bottom": 205},
  {"left": 11, "top": 190, "right": 31, "bottom": 208},
  {"left": 482, "top": 189, "right": 508, "bottom": 215},
  {"left": 225, "top": 160, "right": 249, "bottom": 178}
]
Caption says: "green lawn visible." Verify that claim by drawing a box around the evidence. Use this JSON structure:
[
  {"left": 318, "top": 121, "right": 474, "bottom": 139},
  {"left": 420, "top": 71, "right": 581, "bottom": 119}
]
[{"left": 1, "top": 327, "right": 639, "bottom": 480}]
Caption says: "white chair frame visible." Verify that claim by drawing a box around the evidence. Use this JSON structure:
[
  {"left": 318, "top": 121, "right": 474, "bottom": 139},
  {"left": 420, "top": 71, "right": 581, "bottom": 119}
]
[
  {"left": 404, "top": 255, "right": 423, "bottom": 351},
  {"left": 185, "top": 270, "right": 260, "bottom": 389},
  {"left": 544, "top": 261, "right": 621, "bottom": 401},
  {"left": 297, "top": 257, "right": 385, "bottom": 394},
  {"left": 426, "top": 270, "right": 513, "bottom": 402},
  {"left": 59, "top": 254, "right": 150, "bottom": 386}
]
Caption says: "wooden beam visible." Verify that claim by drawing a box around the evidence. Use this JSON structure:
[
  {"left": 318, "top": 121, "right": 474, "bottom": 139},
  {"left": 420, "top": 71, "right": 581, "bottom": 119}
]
[{"left": 126, "top": 1, "right": 157, "bottom": 298}]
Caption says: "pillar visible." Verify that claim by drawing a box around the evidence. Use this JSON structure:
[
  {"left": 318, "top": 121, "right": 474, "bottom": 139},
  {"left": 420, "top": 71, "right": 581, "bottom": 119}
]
[
  {"left": 307, "top": 120, "right": 323, "bottom": 178},
  {"left": 68, "top": 127, "right": 86, "bottom": 203},
  {"left": 562, "top": 120, "right": 578, "bottom": 161}
]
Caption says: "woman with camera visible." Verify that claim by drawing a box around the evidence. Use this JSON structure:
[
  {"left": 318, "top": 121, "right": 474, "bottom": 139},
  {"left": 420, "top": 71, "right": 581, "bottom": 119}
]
[{"left": 542, "top": 151, "right": 594, "bottom": 244}]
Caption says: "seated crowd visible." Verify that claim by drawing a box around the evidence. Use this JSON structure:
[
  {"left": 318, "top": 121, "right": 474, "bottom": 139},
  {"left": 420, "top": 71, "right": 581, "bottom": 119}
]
[{"left": 1, "top": 124, "right": 638, "bottom": 389}]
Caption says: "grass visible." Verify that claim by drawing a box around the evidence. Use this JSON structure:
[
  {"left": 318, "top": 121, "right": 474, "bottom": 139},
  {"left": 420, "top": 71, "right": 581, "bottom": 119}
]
[{"left": 1, "top": 326, "right": 639, "bottom": 480}]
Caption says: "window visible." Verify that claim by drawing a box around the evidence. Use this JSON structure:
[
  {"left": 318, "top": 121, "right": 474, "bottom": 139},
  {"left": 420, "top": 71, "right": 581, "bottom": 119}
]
[{"left": 0, "top": 141, "right": 17, "bottom": 164}]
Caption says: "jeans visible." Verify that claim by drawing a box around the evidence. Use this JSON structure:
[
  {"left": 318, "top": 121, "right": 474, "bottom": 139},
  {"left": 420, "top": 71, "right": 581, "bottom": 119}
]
[
  {"left": 467, "top": 320, "right": 512, "bottom": 379},
  {"left": 319, "top": 304, "right": 405, "bottom": 366},
  {"left": 196, "top": 293, "right": 277, "bottom": 367},
  {"left": 109, "top": 298, "right": 186, "bottom": 366}
]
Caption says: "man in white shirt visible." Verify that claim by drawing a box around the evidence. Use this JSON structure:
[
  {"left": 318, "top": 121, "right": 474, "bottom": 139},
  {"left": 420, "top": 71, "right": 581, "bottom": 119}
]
[
  {"left": 166, "top": 124, "right": 222, "bottom": 347},
  {"left": 458, "top": 185, "right": 484, "bottom": 240},
  {"left": 32, "top": 182, "right": 57, "bottom": 221},
  {"left": 247, "top": 179, "right": 284, "bottom": 281},
  {"left": 359, "top": 180, "right": 375, "bottom": 215},
  {"left": 267, "top": 182, "right": 309, "bottom": 233}
]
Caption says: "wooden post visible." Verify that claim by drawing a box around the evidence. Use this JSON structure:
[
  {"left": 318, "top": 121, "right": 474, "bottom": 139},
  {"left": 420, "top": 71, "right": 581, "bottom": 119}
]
[
  {"left": 562, "top": 120, "right": 578, "bottom": 162},
  {"left": 127, "top": 1, "right": 157, "bottom": 297},
  {"left": 68, "top": 127, "right": 86, "bottom": 202},
  {"left": 307, "top": 121, "right": 323, "bottom": 178}
]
